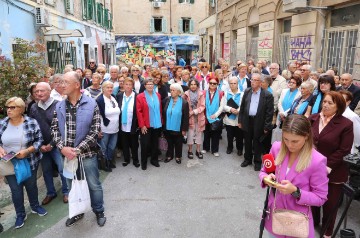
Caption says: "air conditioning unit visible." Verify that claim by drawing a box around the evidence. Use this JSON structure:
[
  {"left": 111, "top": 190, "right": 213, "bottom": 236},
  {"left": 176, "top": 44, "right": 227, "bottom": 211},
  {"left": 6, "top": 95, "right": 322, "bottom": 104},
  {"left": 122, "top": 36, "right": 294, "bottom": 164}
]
[
  {"left": 153, "top": 2, "right": 161, "bottom": 8},
  {"left": 35, "top": 7, "right": 50, "bottom": 26},
  {"left": 283, "top": 0, "right": 308, "bottom": 13}
]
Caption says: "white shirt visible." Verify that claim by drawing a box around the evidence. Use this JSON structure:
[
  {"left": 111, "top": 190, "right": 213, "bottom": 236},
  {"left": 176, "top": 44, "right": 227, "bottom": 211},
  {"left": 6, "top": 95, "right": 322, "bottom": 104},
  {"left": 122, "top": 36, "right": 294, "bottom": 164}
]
[
  {"left": 38, "top": 97, "right": 55, "bottom": 110},
  {"left": 50, "top": 89, "right": 65, "bottom": 101},
  {"left": 121, "top": 92, "right": 135, "bottom": 133},
  {"left": 343, "top": 106, "right": 360, "bottom": 153},
  {"left": 101, "top": 95, "right": 121, "bottom": 134},
  {"left": 134, "top": 79, "right": 141, "bottom": 94}
]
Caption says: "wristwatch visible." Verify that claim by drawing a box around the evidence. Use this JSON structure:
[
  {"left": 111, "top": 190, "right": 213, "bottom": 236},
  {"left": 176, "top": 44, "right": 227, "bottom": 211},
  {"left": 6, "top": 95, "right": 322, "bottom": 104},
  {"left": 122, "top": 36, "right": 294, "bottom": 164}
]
[{"left": 291, "top": 187, "right": 301, "bottom": 199}]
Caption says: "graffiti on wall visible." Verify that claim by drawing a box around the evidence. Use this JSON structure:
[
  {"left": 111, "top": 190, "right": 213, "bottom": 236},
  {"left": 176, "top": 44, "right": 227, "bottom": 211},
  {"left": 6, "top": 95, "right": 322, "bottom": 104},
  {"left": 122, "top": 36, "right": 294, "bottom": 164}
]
[
  {"left": 115, "top": 35, "right": 199, "bottom": 66},
  {"left": 259, "top": 37, "right": 272, "bottom": 49},
  {"left": 290, "top": 35, "right": 313, "bottom": 63}
]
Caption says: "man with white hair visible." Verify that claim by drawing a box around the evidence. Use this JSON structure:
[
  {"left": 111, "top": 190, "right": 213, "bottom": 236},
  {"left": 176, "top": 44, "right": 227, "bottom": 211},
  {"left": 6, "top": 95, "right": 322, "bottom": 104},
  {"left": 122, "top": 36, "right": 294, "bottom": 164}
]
[
  {"left": 269, "top": 63, "right": 287, "bottom": 115},
  {"left": 339, "top": 73, "right": 360, "bottom": 111},
  {"left": 50, "top": 74, "right": 66, "bottom": 101},
  {"left": 29, "top": 82, "right": 69, "bottom": 205},
  {"left": 109, "top": 65, "right": 120, "bottom": 95},
  {"left": 300, "top": 64, "right": 318, "bottom": 90}
]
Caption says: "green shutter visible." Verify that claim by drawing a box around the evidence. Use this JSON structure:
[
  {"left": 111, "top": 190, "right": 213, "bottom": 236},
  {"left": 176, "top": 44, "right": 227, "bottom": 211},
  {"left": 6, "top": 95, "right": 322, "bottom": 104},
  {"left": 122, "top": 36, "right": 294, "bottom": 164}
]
[
  {"left": 82, "top": 0, "right": 87, "bottom": 19},
  {"left": 178, "top": 19, "right": 183, "bottom": 33},
  {"left": 104, "top": 8, "right": 109, "bottom": 28},
  {"left": 109, "top": 12, "right": 113, "bottom": 30},
  {"left": 86, "top": 0, "right": 94, "bottom": 20},
  {"left": 189, "top": 19, "right": 194, "bottom": 33},
  {"left": 162, "top": 18, "right": 167, "bottom": 33},
  {"left": 178, "top": 0, "right": 182, "bottom": 3},
  {"left": 190, "top": 0, "right": 194, "bottom": 3},
  {"left": 150, "top": 18, "right": 155, "bottom": 33},
  {"left": 97, "top": 3, "right": 103, "bottom": 25}
]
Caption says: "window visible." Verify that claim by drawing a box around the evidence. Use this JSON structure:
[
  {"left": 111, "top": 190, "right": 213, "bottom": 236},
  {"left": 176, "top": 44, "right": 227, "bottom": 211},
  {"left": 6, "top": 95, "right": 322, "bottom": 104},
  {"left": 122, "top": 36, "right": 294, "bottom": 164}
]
[
  {"left": 248, "top": 25, "right": 259, "bottom": 62},
  {"left": 178, "top": 18, "right": 194, "bottom": 33},
  {"left": 96, "top": 3, "right": 104, "bottom": 25},
  {"left": 83, "top": 0, "right": 96, "bottom": 20},
  {"left": 65, "top": 0, "right": 74, "bottom": 14},
  {"left": 44, "top": 0, "right": 55, "bottom": 6},
  {"left": 179, "top": 0, "right": 194, "bottom": 3},
  {"left": 150, "top": 17, "right": 167, "bottom": 33},
  {"left": 277, "top": 19, "right": 291, "bottom": 70}
]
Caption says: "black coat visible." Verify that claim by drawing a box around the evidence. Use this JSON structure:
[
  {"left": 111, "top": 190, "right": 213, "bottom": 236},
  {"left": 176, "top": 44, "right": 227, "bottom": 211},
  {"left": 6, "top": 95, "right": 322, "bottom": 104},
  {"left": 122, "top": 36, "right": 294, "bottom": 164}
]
[
  {"left": 162, "top": 96, "right": 189, "bottom": 135},
  {"left": 341, "top": 84, "right": 360, "bottom": 111},
  {"left": 238, "top": 88, "right": 274, "bottom": 138},
  {"left": 116, "top": 92, "right": 138, "bottom": 134}
]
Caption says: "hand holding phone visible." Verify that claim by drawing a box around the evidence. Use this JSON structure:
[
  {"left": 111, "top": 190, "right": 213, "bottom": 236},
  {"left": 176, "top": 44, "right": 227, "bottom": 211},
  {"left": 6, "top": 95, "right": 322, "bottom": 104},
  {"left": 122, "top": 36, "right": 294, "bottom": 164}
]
[
  {"left": 1, "top": 151, "right": 19, "bottom": 162},
  {"left": 263, "top": 177, "right": 278, "bottom": 187}
]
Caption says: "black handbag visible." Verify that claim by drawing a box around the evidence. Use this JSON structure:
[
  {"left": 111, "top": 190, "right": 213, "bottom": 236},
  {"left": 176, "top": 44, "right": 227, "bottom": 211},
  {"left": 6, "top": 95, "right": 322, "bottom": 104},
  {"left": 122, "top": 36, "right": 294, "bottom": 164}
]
[{"left": 210, "top": 119, "right": 223, "bottom": 131}]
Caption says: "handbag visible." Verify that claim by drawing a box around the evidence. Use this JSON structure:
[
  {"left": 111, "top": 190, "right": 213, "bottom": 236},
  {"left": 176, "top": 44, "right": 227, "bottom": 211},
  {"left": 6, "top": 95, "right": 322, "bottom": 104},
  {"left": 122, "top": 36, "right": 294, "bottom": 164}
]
[
  {"left": 68, "top": 158, "right": 91, "bottom": 218},
  {"left": 0, "top": 160, "right": 15, "bottom": 176},
  {"left": 11, "top": 158, "right": 32, "bottom": 184},
  {"left": 271, "top": 186, "right": 310, "bottom": 237},
  {"left": 210, "top": 119, "right": 223, "bottom": 131},
  {"left": 158, "top": 132, "right": 168, "bottom": 151}
]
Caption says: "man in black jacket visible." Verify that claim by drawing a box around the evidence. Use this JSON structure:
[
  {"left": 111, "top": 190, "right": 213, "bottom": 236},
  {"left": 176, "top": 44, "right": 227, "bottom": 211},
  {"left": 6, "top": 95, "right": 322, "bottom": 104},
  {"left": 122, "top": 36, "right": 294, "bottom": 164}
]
[
  {"left": 238, "top": 73, "right": 274, "bottom": 171},
  {"left": 339, "top": 73, "right": 360, "bottom": 111}
]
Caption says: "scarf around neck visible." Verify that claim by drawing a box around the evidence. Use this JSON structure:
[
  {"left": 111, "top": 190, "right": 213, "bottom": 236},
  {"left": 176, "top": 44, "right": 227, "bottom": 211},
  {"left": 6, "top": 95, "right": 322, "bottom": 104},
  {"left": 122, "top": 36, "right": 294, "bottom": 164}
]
[
  {"left": 206, "top": 90, "right": 220, "bottom": 123},
  {"left": 166, "top": 97, "right": 183, "bottom": 132},
  {"left": 282, "top": 88, "right": 298, "bottom": 112},
  {"left": 145, "top": 90, "right": 162, "bottom": 129}
]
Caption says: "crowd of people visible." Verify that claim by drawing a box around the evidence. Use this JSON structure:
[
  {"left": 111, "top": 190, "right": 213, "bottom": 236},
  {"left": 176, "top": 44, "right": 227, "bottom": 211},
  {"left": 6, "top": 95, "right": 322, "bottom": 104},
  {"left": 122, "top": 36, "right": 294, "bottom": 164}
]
[{"left": 1, "top": 55, "right": 360, "bottom": 238}]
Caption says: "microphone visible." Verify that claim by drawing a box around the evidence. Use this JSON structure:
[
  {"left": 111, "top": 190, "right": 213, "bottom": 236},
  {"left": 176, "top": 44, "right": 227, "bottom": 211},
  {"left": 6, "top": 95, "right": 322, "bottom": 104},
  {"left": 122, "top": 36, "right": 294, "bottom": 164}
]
[{"left": 262, "top": 154, "right": 276, "bottom": 174}]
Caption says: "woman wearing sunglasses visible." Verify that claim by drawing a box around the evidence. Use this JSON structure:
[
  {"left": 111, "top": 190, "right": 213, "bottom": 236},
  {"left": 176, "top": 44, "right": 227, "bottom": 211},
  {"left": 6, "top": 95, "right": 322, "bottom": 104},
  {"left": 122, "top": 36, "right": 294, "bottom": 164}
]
[
  {"left": 195, "top": 62, "right": 214, "bottom": 91},
  {"left": 202, "top": 77, "right": 224, "bottom": 157},
  {"left": 96, "top": 81, "right": 120, "bottom": 172}
]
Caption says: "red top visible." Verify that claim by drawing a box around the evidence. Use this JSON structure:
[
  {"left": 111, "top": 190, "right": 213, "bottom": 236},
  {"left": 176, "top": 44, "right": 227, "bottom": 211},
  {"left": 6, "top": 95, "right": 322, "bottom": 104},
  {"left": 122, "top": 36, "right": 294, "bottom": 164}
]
[{"left": 136, "top": 92, "right": 163, "bottom": 129}]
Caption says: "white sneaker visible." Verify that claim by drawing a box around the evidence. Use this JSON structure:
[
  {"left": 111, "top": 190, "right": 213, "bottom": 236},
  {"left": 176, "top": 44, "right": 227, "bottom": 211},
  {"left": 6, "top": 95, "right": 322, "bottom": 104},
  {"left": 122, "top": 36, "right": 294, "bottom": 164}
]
[
  {"left": 213, "top": 152, "right": 219, "bottom": 157},
  {"left": 201, "top": 150, "right": 207, "bottom": 154}
]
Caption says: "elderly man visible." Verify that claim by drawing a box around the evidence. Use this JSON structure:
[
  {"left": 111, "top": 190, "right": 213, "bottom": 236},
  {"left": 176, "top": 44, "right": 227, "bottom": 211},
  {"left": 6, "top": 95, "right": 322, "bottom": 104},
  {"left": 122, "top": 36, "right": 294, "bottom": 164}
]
[
  {"left": 339, "top": 73, "right": 360, "bottom": 111},
  {"left": 51, "top": 72, "right": 106, "bottom": 227},
  {"left": 269, "top": 63, "right": 287, "bottom": 111},
  {"left": 258, "top": 60, "right": 270, "bottom": 75},
  {"left": 50, "top": 74, "right": 66, "bottom": 101},
  {"left": 87, "top": 59, "right": 97, "bottom": 74},
  {"left": 238, "top": 73, "right": 274, "bottom": 171},
  {"left": 300, "top": 64, "right": 318, "bottom": 90},
  {"left": 287, "top": 61, "right": 297, "bottom": 74},
  {"left": 29, "top": 82, "right": 69, "bottom": 205},
  {"left": 109, "top": 65, "right": 120, "bottom": 95}
]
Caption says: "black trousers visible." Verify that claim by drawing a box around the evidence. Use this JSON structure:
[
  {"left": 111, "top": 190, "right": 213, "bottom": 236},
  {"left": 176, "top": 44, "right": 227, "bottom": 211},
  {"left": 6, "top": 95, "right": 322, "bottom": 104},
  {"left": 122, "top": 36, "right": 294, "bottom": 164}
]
[
  {"left": 225, "top": 125, "right": 243, "bottom": 151},
  {"left": 140, "top": 128, "right": 160, "bottom": 166},
  {"left": 121, "top": 131, "right": 139, "bottom": 164},
  {"left": 164, "top": 132, "right": 183, "bottom": 158},
  {"left": 244, "top": 118, "right": 262, "bottom": 166},
  {"left": 203, "top": 124, "right": 221, "bottom": 153}
]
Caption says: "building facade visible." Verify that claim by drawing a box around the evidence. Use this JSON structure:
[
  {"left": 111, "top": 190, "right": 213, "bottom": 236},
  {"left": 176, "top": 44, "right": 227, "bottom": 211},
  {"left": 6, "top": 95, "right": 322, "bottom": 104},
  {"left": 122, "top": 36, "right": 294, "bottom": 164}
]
[
  {"left": 199, "top": 0, "right": 360, "bottom": 79},
  {"left": 0, "top": 0, "right": 115, "bottom": 73},
  {"left": 113, "top": 0, "right": 208, "bottom": 66}
]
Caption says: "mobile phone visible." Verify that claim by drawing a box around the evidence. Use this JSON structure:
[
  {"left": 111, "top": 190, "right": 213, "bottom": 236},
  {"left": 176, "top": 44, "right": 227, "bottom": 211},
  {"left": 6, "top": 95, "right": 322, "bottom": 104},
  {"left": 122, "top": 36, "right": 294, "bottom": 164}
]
[
  {"left": 1, "top": 151, "right": 18, "bottom": 162},
  {"left": 263, "top": 177, "right": 278, "bottom": 187}
]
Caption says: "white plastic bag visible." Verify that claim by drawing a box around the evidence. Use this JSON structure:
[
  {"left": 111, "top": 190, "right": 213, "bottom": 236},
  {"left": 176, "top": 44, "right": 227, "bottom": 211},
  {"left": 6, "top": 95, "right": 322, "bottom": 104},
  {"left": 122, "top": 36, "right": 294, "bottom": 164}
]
[
  {"left": 63, "top": 157, "right": 78, "bottom": 179},
  {"left": 68, "top": 158, "right": 91, "bottom": 218}
]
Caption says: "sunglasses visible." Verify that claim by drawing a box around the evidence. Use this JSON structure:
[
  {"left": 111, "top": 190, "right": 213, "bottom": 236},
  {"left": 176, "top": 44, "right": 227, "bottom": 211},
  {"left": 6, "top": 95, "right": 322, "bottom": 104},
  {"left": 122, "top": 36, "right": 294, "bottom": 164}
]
[
  {"left": 6, "top": 106, "right": 18, "bottom": 110},
  {"left": 97, "top": 71, "right": 106, "bottom": 74},
  {"left": 90, "top": 62, "right": 95, "bottom": 64},
  {"left": 110, "top": 100, "right": 116, "bottom": 108},
  {"left": 209, "top": 82, "right": 218, "bottom": 85},
  {"left": 201, "top": 66, "right": 208, "bottom": 69}
]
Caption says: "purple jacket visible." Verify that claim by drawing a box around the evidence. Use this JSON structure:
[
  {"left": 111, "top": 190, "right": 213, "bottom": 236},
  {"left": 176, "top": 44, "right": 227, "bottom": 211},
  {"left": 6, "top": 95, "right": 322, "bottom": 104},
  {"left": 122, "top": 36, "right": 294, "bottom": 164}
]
[{"left": 259, "top": 141, "right": 328, "bottom": 238}]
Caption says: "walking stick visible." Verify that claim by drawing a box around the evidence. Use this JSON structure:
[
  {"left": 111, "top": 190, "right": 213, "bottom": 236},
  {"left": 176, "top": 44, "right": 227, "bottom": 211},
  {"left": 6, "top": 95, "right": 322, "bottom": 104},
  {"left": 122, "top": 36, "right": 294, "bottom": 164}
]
[{"left": 259, "top": 186, "right": 270, "bottom": 238}]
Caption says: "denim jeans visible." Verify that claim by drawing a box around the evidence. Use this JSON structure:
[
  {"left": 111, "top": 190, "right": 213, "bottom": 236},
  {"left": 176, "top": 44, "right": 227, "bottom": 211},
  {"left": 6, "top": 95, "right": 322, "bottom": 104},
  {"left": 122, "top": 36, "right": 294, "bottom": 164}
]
[
  {"left": 6, "top": 164, "right": 40, "bottom": 217},
  {"left": 41, "top": 148, "right": 69, "bottom": 196},
  {"left": 100, "top": 132, "right": 118, "bottom": 161},
  {"left": 67, "top": 156, "right": 104, "bottom": 214}
]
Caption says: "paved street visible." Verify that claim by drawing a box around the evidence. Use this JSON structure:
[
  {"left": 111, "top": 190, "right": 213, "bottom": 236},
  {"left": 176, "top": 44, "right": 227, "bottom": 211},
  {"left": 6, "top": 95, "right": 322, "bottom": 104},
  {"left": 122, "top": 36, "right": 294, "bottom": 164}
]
[{"left": 1, "top": 135, "right": 360, "bottom": 238}]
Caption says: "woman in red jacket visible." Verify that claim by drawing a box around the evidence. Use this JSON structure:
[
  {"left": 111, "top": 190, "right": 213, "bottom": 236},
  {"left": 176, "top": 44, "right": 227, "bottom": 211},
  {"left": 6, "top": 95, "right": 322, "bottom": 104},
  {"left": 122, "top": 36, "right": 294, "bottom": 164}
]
[{"left": 136, "top": 79, "right": 163, "bottom": 170}]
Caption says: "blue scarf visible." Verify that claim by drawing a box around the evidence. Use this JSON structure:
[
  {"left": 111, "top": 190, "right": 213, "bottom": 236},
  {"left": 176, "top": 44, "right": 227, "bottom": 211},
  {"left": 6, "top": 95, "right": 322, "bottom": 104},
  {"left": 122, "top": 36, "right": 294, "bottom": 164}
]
[
  {"left": 227, "top": 91, "right": 241, "bottom": 120},
  {"left": 238, "top": 77, "right": 246, "bottom": 92},
  {"left": 153, "top": 84, "right": 158, "bottom": 93},
  {"left": 218, "top": 80, "right": 223, "bottom": 90},
  {"left": 297, "top": 100, "right": 309, "bottom": 115},
  {"left": 312, "top": 93, "right": 322, "bottom": 114},
  {"left": 166, "top": 97, "right": 183, "bottom": 132},
  {"left": 206, "top": 90, "right": 220, "bottom": 123},
  {"left": 121, "top": 95, "right": 133, "bottom": 124},
  {"left": 144, "top": 91, "right": 162, "bottom": 129},
  {"left": 267, "top": 87, "right": 273, "bottom": 94},
  {"left": 282, "top": 88, "right": 298, "bottom": 112}
]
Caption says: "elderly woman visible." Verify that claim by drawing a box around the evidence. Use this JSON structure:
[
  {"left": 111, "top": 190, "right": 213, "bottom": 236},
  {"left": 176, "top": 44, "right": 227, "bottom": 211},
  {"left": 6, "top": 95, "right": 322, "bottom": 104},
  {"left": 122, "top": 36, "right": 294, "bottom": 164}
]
[
  {"left": 221, "top": 61, "right": 232, "bottom": 82},
  {"left": 195, "top": 62, "right": 214, "bottom": 91},
  {"left": 86, "top": 73, "right": 103, "bottom": 98},
  {"left": 131, "top": 65, "right": 144, "bottom": 94},
  {"left": 0, "top": 97, "right": 46, "bottom": 229},
  {"left": 82, "top": 69, "right": 93, "bottom": 89},
  {"left": 277, "top": 75, "right": 302, "bottom": 122},
  {"left": 202, "top": 77, "right": 224, "bottom": 157},
  {"left": 221, "top": 76, "right": 243, "bottom": 155},
  {"left": 183, "top": 79, "right": 205, "bottom": 159},
  {"left": 140, "top": 69, "right": 168, "bottom": 101},
  {"left": 309, "top": 91, "right": 353, "bottom": 238},
  {"left": 136, "top": 79, "right": 162, "bottom": 170},
  {"left": 259, "top": 114, "right": 328, "bottom": 238},
  {"left": 305, "top": 74, "right": 336, "bottom": 117},
  {"left": 215, "top": 69, "right": 229, "bottom": 92},
  {"left": 120, "top": 66, "right": 129, "bottom": 78},
  {"left": 181, "top": 69, "right": 191, "bottom": 86},
  {"left": 117, "top": 78, "right": 140, "bottom": 167},
  {"left": 289, "top": 81, "right": 314, "bottom": 115},
  {"left": 96, "top": 81, "right": 120, "bottom": 172},
  {"left": 163, "top": 83, "right": 189, "bottom": 164}
]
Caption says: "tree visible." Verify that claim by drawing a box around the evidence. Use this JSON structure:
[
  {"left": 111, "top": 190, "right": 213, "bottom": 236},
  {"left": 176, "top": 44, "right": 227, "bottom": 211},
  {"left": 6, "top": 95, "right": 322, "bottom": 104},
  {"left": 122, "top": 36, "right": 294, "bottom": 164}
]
[{"left": 0, "top": 38, "right": 48, "bottom": 114}]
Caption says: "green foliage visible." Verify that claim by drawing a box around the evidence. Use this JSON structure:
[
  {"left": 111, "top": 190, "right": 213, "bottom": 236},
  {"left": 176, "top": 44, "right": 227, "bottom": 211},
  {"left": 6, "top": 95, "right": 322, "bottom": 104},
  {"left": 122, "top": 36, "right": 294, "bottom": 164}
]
[{"left": 0, "top": 38, "right": 47, "bottom": 112}]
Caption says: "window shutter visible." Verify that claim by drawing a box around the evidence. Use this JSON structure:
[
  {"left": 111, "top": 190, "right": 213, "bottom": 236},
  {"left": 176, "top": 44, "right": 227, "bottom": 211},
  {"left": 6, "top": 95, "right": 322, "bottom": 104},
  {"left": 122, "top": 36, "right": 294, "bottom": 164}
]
[
  {"left": 82, "top": 0, "right": 87, "bottom": 19},
  {"left": 44, "top": 0, "right": 55, "bottom": 5},
  {"left": 104, "top": 8, "right": 109, "bottom": 28},
  {"left": 178, "top": 19, "right": 183, "bottom": 33},
  {"left": 150, "top": 18, "right": 155, "bottom": 33},
  {"left": 189, "top": 19, "right": 194, "bottom": 33},
  {"left": 190, "top": 0, "right": 195, "bottom": 3},
  {"left": 109, "top": 12, "right": 113, "bottom": 30},
  {"left": 162, "top": 18, "right": 167, "bottom": 33},
  {"left": 65, "top": 0, "right": 74, "bottom": 14},
  {"left": 86, "top": 0, "right": 93, "bottom": 20},
  {"left": 97, "top": 3, "right": 103, "bottom": 25},
  {"left": 178, "top": 0, "right": 182, "bottom": 3}
]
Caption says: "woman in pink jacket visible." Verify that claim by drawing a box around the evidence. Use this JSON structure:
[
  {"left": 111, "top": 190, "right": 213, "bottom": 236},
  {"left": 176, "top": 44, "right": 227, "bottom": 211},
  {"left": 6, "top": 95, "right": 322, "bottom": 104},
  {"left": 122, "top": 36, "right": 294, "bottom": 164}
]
[
  {"left": 259, "top": 114, "right": 328, "bottom": 238},
  {"left": 183, "top": 79, "right": 206, "bottom": 159}
]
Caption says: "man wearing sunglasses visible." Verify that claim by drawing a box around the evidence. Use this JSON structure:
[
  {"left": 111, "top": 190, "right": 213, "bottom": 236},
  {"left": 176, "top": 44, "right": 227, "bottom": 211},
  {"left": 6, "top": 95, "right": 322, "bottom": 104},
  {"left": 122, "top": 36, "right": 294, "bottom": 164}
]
[{"left": 87, "top": 59, "right": 98, "bottom": 74}]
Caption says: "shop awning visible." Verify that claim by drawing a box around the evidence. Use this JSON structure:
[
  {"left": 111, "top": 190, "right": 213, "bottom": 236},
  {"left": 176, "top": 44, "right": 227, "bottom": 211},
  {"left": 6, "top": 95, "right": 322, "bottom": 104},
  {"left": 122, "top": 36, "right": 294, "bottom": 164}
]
[{"left": 44, "top": 29, "right": 84, "bottom": 38}]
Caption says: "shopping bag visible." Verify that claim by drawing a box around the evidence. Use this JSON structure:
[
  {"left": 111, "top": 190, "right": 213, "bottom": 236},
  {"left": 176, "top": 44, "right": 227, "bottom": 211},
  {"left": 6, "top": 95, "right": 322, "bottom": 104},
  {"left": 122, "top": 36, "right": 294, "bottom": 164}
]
[
  {"left": 11, "top": 158, "right": 31, "bottom": 184},
  {"left": 68, "top": 158, "right": 91, "bottom": 218},
  {"left": 63, "top": 157, "right": 78, "bottom": 179}
]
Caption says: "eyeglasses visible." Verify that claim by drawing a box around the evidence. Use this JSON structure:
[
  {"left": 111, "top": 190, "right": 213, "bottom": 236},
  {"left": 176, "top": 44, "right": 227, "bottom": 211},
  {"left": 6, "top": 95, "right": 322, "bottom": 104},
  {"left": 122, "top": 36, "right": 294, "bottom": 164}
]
[
  {"left": 300, "top": 69, "right": 308, "bottom": 72},
  {"left": 146, "top": 84, "right": 154, "bottom": 86},
  {"left": 288, "top": 81, "right": 296, "bottom": 84},
  {"left": 6, "top": 106, "right": 18, "bottom": 110},
  {"left": 110, "top": 100, "right": 116, "bottom": 108},
  {"left": 89, "top": 62, "right": 95, "bottom": 64},
  {"left": 201, "top": 66, "right": 208, "bottom": 69},
  {"left": 209, "top": 82, "right": 218, "bottom": 86},
  {"left": 97, "top": 71, "right": 106, "bottom": 74},
  {"left": 132, "top": 70, "right": 139, "bottom": 72}
]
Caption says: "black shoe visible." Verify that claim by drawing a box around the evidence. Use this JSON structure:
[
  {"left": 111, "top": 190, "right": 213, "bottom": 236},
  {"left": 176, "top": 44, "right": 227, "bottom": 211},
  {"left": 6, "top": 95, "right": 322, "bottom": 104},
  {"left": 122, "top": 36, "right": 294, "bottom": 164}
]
[
  {"left": 133, "top": 162, "right": 140, "bottom": 168},
  {"left": 104, "top": 161, "right": 112, "bottom": 172},
  {"left": 164, "top": 157, "right": 173, "bottom": 163},
  {"left": 122, "top": 162, "right": 129, "bottom": 167},
  {"left": 150, "top": 161, "right": 160, "bottom": 167},
  {"left": 175, "top": 158, "right": 181, "bottom": 164},
  {"left": 141, "top": 164, "right": 147, "bottom": 170},
  {"left": 195, "top": 151, "right": 203, "bottom": 159},
  {"left": 226, "top": 148, "right": 233, "bottom": 154},
  {"left": 237, "top": 150, "right": 243, "bottom": 156},
  {"left": 254, "top": 164, "right": 261, "bottom": 171},
  {"left": 66, "top": 213, "right": 84, "bottom": 227},
  {"left": 241, "top": 160, "right": 252, "bottom": 167},
  {"left": 109, "top": 160, "right": 116, "bottom": 168},
  {"left": 188, "top": 151, "right": 194, "bottom": 159},
  {"left": 96, "top": 212, "right": 106, "bottom": 227}
]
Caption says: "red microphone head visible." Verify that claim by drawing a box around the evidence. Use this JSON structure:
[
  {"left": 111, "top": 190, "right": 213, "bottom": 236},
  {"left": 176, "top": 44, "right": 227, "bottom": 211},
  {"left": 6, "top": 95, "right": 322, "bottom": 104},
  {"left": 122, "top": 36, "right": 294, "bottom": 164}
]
[{"left": 262, "top": 154, "right": 276, "bottom": 173}]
